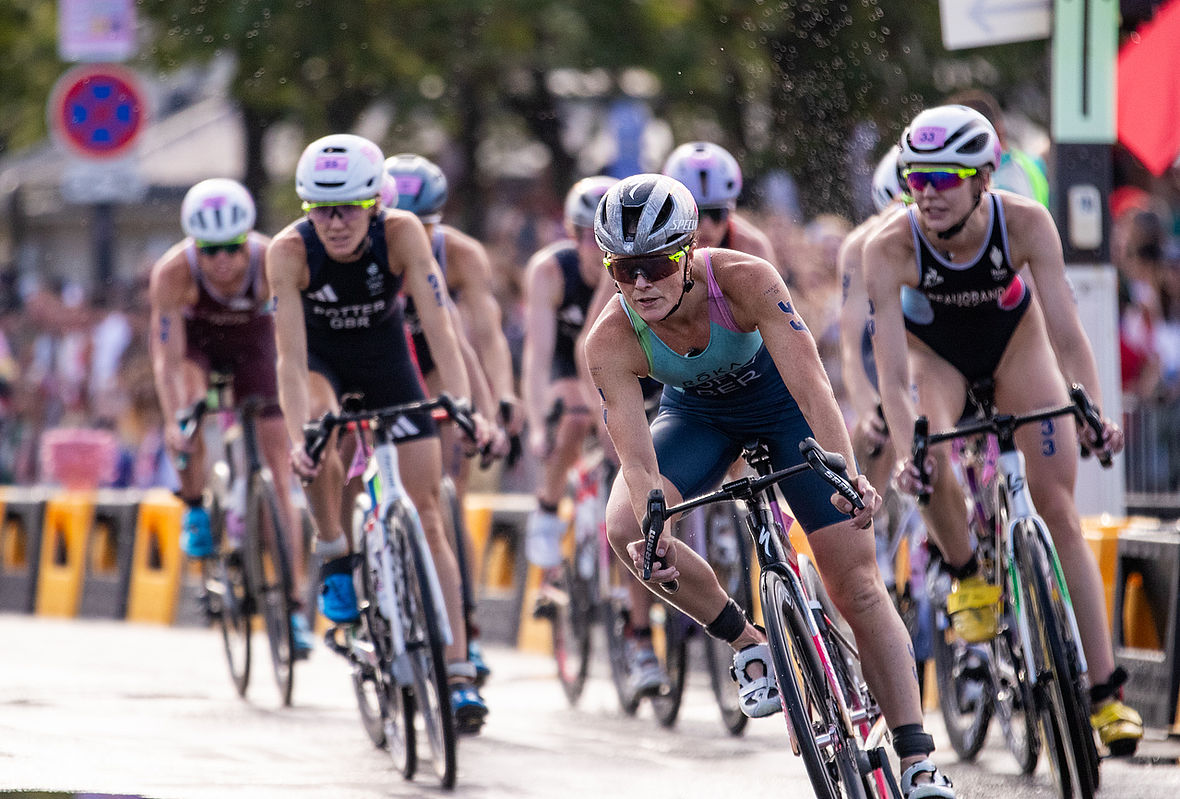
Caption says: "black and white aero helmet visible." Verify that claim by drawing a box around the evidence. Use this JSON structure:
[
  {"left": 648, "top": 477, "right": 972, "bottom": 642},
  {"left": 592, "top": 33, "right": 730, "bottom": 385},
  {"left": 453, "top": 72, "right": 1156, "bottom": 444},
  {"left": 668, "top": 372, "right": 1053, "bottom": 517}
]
[
  {"left": 594, "top": 174, "right": 698, "bottom": 257},
  {"left": 295, "top": 133, "right": 385, "bottom": 203},
  {"left": 870, "top": 146, "right": 906, "bottom": 212},
  {"left": 563, "top": 176, "right": 618, "bottom": 230},
  {"left": 661, "top": 142, "right": 742, "bottom": 209},
  {"left": 181, "top": 178, "right": 256, "bottom": 243},
  {"left": 899, "top": 105, "right": 1000, "bottom": 171}
]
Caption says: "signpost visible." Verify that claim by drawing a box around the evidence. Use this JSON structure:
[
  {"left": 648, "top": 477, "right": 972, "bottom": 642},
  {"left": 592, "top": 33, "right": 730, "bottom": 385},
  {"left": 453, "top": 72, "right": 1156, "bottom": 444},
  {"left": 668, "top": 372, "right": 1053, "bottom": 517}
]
[{"left": 939, "top": 0, "right": 1052, "bottom": 49}]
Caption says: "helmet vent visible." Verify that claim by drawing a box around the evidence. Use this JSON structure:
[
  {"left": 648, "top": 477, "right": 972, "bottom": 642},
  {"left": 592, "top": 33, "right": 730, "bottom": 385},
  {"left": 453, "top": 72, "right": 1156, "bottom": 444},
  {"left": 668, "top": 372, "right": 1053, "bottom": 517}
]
[
  {"left": 957, "top": 131, "right": 989, "bottom": 156},
  {"left": 652, "top": 196, "right": 674, "bottom": 233},
  {"left": 621, "top": 205, "right": 643, "bottom": 242}
]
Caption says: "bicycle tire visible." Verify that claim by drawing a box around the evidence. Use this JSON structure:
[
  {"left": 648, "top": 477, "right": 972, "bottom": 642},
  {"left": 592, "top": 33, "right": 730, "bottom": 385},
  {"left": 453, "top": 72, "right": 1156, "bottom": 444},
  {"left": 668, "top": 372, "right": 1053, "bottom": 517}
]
[
  {"left": 651, "top": 601, "right": 688, "bottom": 727},
  {"left": 214, "top": 543, "right": 252, "bottom": 699},
  {"left": 1014, "top": 519, "right": 1098, "bottom": 799},
  {"left": 440, "top": 477, "right": 476, "bottom": 632},
  {"left": 701, "top": 502, "right": 751, "bottom": 736},
  {"left": 604, "top": 564, "right": 641, "bottom": 716},
  {"left": 762, "top": 568, "right": 866, "bottom": 799},
  {"left": 388, "top": 499, "right": 457, "bottom": 789},
  {"left": 551, "top": 554, "right": 595, "bottom": 706},
  {"left": 247, "top": 471, "right": 297, "bottom": 706},
  {"left": 352, "top": 500, "right": 416, "bottom": 778}
]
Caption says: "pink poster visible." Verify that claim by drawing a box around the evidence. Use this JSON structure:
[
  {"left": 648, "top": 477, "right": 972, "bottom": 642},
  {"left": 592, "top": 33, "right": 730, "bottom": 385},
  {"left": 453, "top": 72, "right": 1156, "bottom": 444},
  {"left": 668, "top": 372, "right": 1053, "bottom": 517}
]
[{"left": 58, "top": 0, "right": 137, "bottom": 63}]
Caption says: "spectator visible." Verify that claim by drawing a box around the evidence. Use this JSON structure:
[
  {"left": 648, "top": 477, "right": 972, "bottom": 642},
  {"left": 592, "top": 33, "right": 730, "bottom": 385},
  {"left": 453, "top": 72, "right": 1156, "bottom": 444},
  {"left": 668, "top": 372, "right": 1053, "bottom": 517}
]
[{"left": 947, "top": 89, "right": 1050, "bottom": 207}]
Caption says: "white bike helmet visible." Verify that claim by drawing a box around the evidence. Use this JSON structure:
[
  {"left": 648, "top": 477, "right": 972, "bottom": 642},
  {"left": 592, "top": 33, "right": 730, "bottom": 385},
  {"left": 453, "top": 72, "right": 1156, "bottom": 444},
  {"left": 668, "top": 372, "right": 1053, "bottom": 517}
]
[
  {"left": 661, "top": 142, "right": 742, "bottom": 209},
  {"left": 295, "top": 133, "right": 385, "bottom": 202},
  {"left": 870, "top": 147, "right": 906, "bottom": 213},
  {"left": 181, "top": 178, "right": 256, "bottom": 243},
  {"left": 594, "top": 174, "right": 698, "bottom": 257},
  {"left": 899, "top": 105, "right": 1000, "bottom": 171},
  {"left": 563, "top": 176, "right": 618, "bottom": 230},
  {"left": 384, "top": 154, "right": 448, "bottom": 223}
]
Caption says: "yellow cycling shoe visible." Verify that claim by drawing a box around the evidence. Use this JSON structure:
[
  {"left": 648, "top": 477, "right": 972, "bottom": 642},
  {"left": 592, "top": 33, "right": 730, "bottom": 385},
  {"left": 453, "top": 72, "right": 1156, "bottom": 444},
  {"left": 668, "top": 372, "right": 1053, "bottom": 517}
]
[
  {"left": 1091, "top": 699, "right": 1143, "bottom": 757},
  {"left": 945, "top": 575, "right": 1002, "bottom": 643}
]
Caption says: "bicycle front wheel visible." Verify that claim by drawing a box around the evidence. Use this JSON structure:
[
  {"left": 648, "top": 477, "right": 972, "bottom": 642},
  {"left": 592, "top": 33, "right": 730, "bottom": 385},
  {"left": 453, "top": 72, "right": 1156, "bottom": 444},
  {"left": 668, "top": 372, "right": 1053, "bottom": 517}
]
[
  {"left": 551, "top": 553, "right": 595, "bottom": 706},
  {"left": 388, "top": 500, "right": 457, "bottom": 789},
  {"left": 651, "top": 600, "right": 688, "bottom": 728},
  {"left": 762, "top": 568, "right": 866, "bottom": 799},
  {"left": 213, "top": 541, "right": 252, "bottom": 698},
  {"left": 246, "top": 471, "right": 296, "bottom": 706},
  {"left": 1014, "top": 520, "right": 1099, "bottom": 799}
]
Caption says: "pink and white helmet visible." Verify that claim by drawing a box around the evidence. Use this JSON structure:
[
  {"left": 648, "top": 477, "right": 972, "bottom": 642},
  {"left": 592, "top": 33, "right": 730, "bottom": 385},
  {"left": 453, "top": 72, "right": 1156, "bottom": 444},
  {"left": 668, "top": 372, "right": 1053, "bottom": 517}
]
[
  {"left": 899, "top": 105, "right": 1000, "bottom": 171},
  {"left": 295, "top": 133, "right": 385, "bottom": 202},
  {"left": 180, "top": 178, "right": 256, "bottom": 243},
  {"left": 661, "top": 142, "right": 742, "bottom": 209}
]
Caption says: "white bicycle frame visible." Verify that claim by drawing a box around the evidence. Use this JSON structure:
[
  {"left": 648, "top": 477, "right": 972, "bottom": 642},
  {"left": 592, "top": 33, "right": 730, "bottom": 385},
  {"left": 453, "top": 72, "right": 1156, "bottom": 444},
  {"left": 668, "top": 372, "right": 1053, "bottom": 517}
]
[
  {"left": 356, "top": 429, "right": 453, "bottom": 678},
  {"left": 995, "top": 448, "right": 1090, "bottom": 684}
]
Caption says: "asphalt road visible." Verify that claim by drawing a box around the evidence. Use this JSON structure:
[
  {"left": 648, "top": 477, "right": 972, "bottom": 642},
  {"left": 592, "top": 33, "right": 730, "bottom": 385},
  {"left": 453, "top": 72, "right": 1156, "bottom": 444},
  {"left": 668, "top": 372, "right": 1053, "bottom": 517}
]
[{"left": 0, "top": 614, "right": 1177, "bottom": 799}]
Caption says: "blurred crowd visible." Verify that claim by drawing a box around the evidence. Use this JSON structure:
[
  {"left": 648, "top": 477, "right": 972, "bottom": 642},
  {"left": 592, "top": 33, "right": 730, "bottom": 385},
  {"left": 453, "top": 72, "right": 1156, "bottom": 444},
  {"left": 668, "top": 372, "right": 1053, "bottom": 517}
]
[{"left": 1, "top": 159, "right": 1179, "bottom": 496}]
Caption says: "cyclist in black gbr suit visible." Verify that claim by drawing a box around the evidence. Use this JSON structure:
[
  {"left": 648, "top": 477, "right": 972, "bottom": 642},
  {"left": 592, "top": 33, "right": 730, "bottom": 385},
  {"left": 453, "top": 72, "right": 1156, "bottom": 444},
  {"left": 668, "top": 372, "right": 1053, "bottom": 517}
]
[
  {"left": 865, "top": 105, "right": 1142, "bottom": 754},
  {"left": 268, "top": 133, "right": 491, "bottom": 731}
]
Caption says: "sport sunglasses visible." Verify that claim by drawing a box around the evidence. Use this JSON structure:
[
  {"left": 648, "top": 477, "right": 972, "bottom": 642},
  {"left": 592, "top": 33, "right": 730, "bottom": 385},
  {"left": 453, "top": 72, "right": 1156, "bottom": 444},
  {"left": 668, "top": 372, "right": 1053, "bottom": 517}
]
[
  {"left": 196, "top": 234, "right": 248, "bottom": 256},
  {"left": 603, "top": 245, "right": 689, "bottom": 285},
  {"left": 301, "top": 197, "right": 378, "bottom": 222},
  {"left": 903, "top": 166, "right": 978, "bottom": 193}
]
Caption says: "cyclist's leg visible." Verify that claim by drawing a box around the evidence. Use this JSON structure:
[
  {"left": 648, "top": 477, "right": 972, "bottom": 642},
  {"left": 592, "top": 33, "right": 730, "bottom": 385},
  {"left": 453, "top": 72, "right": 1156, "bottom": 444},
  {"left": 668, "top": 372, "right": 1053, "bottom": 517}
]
[
  {"left": 171, "top": 358, "right": 213, "bottom": 557},
  {"left": 526, "top": 378, "right": 591, "bottom": 568}
]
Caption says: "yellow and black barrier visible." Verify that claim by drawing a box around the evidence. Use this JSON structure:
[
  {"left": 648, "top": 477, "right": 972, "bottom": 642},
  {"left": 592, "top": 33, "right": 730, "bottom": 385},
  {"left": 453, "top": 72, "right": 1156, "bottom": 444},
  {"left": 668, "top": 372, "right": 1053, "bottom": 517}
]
[
  {"left": 0, "top": 486, "right": 51, "bottom": 613},
  {"left": 81, "top": 489, "right": 142, "bottom": 619},
  {"left": 35, "top": 490, "right": 98, "bottom": 617},
  {"left": 125, "top": 489, "right": 189, "bottom": 625}
]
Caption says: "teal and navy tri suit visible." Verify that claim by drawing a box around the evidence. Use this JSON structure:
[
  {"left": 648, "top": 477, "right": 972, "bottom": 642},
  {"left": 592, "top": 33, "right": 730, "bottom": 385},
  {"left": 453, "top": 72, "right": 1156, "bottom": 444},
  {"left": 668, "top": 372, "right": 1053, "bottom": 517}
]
[
  {"left": 900, "top": 193, "right": 1030, "bottom": 383},
  {"left": 620, "top": 249, "right": 845, "bottom": 534},
  {"left": 297, "top": 212, "right": 435, "bottom": 439}
]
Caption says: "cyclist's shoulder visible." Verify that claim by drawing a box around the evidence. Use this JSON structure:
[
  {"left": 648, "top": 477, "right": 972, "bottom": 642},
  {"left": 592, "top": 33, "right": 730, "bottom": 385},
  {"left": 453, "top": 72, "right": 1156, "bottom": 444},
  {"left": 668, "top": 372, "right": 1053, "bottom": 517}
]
[
  {"left": 525, "top": 239, "right": 574, "bottom": 272},
  {"left": 438, "top": 224, "right": 493, "bottom": 278},
  {"left": 148, "top": 240, "right": 194, "bottom": 296},
  {"left": 729, "top": 213, "right": 776, "bottom": 257}
]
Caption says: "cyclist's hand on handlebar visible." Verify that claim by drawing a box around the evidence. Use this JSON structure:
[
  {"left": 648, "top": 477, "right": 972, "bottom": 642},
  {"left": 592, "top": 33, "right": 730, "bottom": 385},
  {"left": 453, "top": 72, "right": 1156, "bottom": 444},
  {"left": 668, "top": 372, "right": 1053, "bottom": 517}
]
[
  {"left": 1079, "top": 416, "right": 1124, "bottom": 459},
  {"left": 626, "top": 537, "right": 680, "bottom": 585},
  {"left": 894, "top": 454, "right": 936, "bottom": 497},
  {"left": 290, "top": 442, "right": 321, "bottom": 482},
  {"left": 832, "top": 474, "right": 880, "bottom": 529},
  {"left": 852, "top": 410, "right": 889, "bottom": 460}
]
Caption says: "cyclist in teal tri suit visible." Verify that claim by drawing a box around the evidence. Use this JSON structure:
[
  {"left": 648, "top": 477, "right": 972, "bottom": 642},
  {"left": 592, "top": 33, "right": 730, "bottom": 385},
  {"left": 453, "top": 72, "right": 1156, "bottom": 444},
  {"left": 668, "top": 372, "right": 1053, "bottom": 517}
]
[{"left": 586, "top": 173, "right": 955, "bottom": 798}]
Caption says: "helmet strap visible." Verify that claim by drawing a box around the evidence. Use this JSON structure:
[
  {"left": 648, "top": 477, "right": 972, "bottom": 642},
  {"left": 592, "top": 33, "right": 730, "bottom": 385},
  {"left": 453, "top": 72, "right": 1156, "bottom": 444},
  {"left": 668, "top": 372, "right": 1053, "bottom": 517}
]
[
  {"left": 935, "top": 190, "right": 983, "bottom": 241},
  {"left": 659, "top": 265, "right": 695, "bottom": 322}
]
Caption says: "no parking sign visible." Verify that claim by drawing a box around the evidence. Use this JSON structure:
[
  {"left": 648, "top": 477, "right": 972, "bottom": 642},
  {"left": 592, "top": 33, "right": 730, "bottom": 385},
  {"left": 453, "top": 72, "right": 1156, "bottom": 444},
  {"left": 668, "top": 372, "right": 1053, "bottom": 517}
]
[{"left": 48, "top": 63, "right": 146, "bottom": 160}]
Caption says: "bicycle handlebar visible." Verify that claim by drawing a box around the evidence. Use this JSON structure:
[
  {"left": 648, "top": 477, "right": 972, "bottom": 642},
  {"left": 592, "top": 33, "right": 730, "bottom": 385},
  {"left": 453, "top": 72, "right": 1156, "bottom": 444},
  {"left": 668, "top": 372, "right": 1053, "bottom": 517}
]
[
  {"left": 173, "top": 399, "right": 208, "bottom": 472},
  {"left": 640, "top": 437, "right": 865, "bottom": 594},
  {"left": 911, "top": 383, "right": 1113, "bottom": 504},
  {"left": 301, "top": 393, "right": 477, "bottom": 468}
]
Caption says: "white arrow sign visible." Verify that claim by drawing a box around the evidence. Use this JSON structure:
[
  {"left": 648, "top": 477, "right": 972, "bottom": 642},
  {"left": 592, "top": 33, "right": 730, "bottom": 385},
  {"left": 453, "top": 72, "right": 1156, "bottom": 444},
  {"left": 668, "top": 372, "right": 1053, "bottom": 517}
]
[{"left": 940, "top": 0, "right": 1052, "bottom": 50}]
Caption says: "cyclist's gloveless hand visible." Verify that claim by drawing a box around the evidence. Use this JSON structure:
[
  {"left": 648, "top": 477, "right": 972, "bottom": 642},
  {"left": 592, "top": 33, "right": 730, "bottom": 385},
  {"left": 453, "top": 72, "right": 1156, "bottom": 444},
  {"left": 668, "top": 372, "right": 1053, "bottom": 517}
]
[
  {"left": 290, "top": 442, "right": 321, "bottom": 482},
  {"left": 851, "top": 410, "right": 889, "bottom": 462},
  {"left": 625, "top": 535, "right": 679, "bottom": 586},
  {"left": 832, "top": 474, "right": 881, "bottom": 529},
  {"left": 1079, "top": 416, "right": 1124, "bottom": 458},
  {"left": 166, "top": 425, "right": 192, "bottom": 463},
  {"left": 894, "top": 454, "right": 936, "bottom": 498}
]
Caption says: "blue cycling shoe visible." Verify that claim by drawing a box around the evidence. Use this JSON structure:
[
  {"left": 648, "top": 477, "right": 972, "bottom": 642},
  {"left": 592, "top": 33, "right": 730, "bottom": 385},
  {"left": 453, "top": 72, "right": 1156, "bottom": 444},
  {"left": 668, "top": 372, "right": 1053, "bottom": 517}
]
[
  {"left": 291, "top": 612, "right": 314, "bottom": 659},
  {"left": 318, "top": 572, "right": 359, "bottom": 624},
  {"left": 181, "top": 506, "right": 214, "bottom": 558},
  {"left": 450, "top": 681, "right": 488, "bottom": 735},
  {"left": 468, "top": 640, "right": 491, "bottom": 687}
]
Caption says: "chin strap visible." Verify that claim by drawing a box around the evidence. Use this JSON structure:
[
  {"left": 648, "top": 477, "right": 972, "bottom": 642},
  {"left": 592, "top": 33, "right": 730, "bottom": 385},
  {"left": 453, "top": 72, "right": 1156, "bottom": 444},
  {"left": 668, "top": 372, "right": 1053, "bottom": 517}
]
[
  {"left": 935, "top": 191, "right": 983, "bottom": 241},
  {"left": 659, "top": 276, "right": 694, "bottom": 321}
]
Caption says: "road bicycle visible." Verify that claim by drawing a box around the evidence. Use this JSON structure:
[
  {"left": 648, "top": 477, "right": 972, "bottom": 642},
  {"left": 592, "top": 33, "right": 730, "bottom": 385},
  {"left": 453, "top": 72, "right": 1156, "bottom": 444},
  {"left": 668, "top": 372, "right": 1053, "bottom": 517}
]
[
  {"left": 644, "top": 438, "right": 902, "bottom": 799},
  {"left": 303, "top": 393, "right": 475, "bottom": 790},
  {"left": 912, "top": 382, "right": 1107, "bottom": 799},
  {"left": 538, "top": 449, "right": 640, "bottom": 714},
  {"left": 176, "top": 375, "right": 300, "bottom": 706}
]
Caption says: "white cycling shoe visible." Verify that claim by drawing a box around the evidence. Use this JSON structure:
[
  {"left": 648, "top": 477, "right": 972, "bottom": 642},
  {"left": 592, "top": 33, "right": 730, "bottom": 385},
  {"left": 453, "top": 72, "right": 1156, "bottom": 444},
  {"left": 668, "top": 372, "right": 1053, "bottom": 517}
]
[
  {"left": 732, "top": 643, "right": 781, "bottom": 718},
  {"left": 900, "top": 759, "right": 955, "bottom": 799}
]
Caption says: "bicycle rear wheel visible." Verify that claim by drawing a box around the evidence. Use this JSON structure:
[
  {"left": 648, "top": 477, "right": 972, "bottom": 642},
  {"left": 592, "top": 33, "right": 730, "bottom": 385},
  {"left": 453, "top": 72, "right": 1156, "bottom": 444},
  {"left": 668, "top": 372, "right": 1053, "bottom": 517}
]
[
  {"left": 1015, "top": 520, "right": 1099, "bottom": 799},
  {"left": 762, "top": 568, "right": 866, "bottom": 799},
  {"left": 246, "top": 471, "right": 296, "bottom": 706},
  {"left": 550, "top": 554, "right": 595, "bottom": 706},
  {"left": 389, "top": 500, "right": 457, "bottom": 789},
  {"left": 214, "top": 540, "right": 252, "bottom": 698},
  {"left": 701, "top": 502, "right": 752, "bottom": 736},
  {"left": 604, "top": 562, "right": 641, "bottom": 716}
]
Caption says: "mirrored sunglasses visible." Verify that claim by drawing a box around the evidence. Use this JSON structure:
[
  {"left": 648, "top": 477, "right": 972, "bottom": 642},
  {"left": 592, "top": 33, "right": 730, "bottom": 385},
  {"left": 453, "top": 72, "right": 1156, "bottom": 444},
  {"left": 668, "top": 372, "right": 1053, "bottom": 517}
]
[
  {"left": 197, "top": 239, "right": 246, "bottom": 256},
  {"left": 603, "top": 246, "right": 688, "bottom": 285},
  {"left": 903, "top": 167, "right": 978, "bottom": 193},
  {"left": 700, "top": 207, "right": 730, "bottom": 224},
  {"left": 301, "top": 198, "right": 378, "bottom": 222}
]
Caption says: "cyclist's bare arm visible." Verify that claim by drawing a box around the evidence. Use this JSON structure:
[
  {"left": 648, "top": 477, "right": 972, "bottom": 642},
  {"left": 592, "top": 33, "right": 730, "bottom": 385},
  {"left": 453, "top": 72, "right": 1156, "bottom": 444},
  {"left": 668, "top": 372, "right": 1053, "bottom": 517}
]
[
  {"left": 148, "top": 244, "right": 199, "bottom": 453},
  {"left": 576, "top": 275, "right": 621, "bottom": 455},
  {"left": 837, "top": 222, "right": 881, "bottom": 424},
  {"left": 445, "top": 225, "right": 520, "bottom": 430},
  {"left": 266, "top": 227, "right": 316, "bottom": 456},
  {"left": 521, "top": 250, "right": 561, "bottom": 456},
  {"left": 864, "top": 216, "right": 925, "bottom": 482},
  {"left": 390, "top": 212, "right": 471, "bottom": 405},
  {"left": 584, "top": 303, "right": 664, "bottom": 527},
  {"left": 717, "top": 250, "right": 871, "bottom": 518}
]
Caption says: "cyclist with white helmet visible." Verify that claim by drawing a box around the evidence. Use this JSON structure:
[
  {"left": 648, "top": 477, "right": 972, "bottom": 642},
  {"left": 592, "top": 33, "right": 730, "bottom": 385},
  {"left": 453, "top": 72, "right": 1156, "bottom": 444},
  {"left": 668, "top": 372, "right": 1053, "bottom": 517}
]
[
  {"left": 585, "top": 173, "right": 955, "bottom": 798},
  {"left": 521, "top": 177, "right": 615, "bottom": 581},
  {"left": 268, "top": 133, "right": 492, "bottom": 732},
  {"left": 661, "top": 141, "right": 780, "bottom": 276},
  {"left": 148, "top": 178, "right": 314, "bottom": 655},
  {"left": 839, "top": 146, "right": 909, "bottom": 491},
  {"left": 384, "top": 152, "right": 518, "bottom": 685},
  {"left": 864, "top": 104, "right": 1143, "bottom": 755}
]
